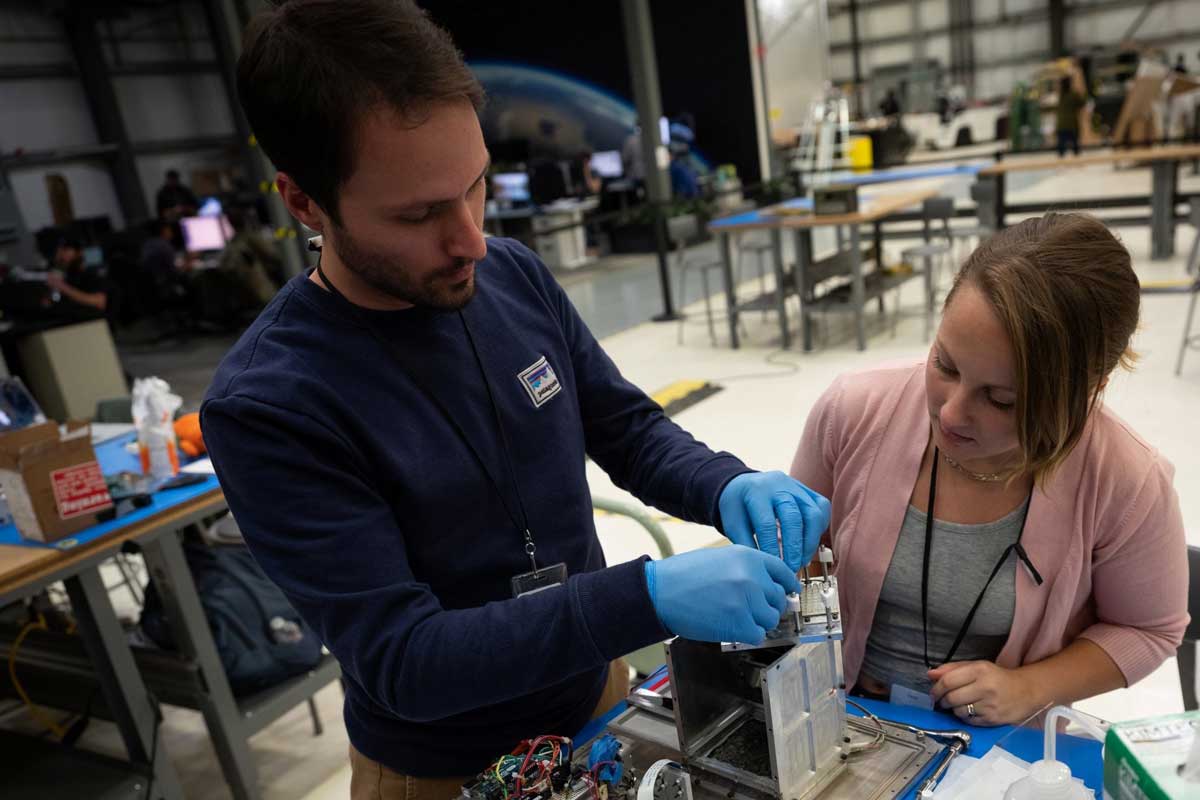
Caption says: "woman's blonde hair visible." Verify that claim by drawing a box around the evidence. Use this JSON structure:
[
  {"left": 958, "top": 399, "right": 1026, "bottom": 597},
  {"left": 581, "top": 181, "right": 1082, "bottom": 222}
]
[{"left": 944, "top": 213, "right": 1139, "bottom": 484}]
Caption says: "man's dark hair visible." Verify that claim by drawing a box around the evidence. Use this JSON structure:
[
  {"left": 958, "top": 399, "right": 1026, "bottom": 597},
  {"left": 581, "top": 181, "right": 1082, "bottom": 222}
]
[
  {"left": 237, "top": 0, "right": 485, "bottom": 224},
  {"left": 165, "top": 169, "right": 180, "bottom": 181}
]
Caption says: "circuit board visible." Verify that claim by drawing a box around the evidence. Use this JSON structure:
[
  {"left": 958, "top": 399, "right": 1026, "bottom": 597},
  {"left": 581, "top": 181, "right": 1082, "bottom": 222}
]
[{"left": 461, "top": 735, "right": 633, "bottom": 800}]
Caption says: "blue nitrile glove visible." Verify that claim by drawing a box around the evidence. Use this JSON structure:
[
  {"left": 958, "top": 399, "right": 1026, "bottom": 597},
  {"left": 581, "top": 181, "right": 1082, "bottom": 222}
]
[
  {"left": 643, "top": 546, "right": 803, "bottom": 644},
  {"left": 718, "top": 471, "right": 831, "bottom": 571}
]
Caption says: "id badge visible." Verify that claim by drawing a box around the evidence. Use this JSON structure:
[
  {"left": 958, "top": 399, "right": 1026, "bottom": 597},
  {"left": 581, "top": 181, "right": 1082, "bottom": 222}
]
[
  {"left": 511, "top": 562, "right": 568, "bottom": 598},
  {"left": 889, "top": 682, "right": 935, "bottom": 710}
]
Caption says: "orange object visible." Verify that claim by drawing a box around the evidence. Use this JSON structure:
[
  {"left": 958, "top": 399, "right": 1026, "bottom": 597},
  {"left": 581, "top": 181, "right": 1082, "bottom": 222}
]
[
  {"left": 139, "top": 439, "right": 180, "bottom": 475},
  {"left": 174, "top": 412, "right": 206, "bottom": 459}
]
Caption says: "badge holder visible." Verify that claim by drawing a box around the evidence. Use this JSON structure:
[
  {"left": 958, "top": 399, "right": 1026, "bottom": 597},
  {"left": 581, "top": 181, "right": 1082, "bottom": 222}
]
[{"left": 512, "top": 562, "right": 568, "bottom": 598}]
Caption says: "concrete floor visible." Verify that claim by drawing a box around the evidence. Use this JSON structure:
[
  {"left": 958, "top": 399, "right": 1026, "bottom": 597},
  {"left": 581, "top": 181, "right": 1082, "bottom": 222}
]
[{"left": 23, "top": 159, "right": 1200, "bottom": 799}]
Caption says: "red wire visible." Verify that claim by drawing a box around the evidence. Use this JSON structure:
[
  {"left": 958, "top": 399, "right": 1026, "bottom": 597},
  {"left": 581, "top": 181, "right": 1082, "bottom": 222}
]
[{"left": 514, "top": 736, "right": 570, "bottom": 797}]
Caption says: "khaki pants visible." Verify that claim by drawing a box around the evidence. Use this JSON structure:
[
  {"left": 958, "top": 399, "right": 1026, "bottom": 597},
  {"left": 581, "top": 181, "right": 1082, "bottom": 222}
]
[{"left": 350, "top": 660, "right": 630, "bottom": 800}]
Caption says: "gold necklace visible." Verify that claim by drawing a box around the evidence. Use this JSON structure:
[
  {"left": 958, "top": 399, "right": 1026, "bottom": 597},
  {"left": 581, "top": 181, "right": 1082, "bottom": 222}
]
[{"left": 941, "top": 452, "right": 1006, "bottom": 482}]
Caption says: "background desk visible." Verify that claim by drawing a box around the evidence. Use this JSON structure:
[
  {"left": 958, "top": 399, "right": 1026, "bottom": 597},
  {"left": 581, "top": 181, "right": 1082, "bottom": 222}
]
[
  {"left": 708, "top": 188, "right": 938, "bottom": 350},
  {"left": 0, "top": 434, "right": 337, "bottom": 800},
  {"left": 810, "top": 162, "right": 986, "bottom": 190},
  {"left": 977, "top": 144, "right": 1200, "bottom": 259},
  {"left": 0, "top": 435, "right": 223, "bottom": 799}
]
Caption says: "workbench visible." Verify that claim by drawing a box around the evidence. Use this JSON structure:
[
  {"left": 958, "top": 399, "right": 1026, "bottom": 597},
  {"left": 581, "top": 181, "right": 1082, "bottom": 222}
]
[
  {"left": 580, "top": 687, "right": 1104, "bottom": 800},
  {"left": 0, "top": 433, "right": 339, "bottom": 800},
  {"left": 707, "top": 187, "right": 939, "bottom": 351},
  {"left": 976, "top": 144, "right": 1200, "bottom": 260}
]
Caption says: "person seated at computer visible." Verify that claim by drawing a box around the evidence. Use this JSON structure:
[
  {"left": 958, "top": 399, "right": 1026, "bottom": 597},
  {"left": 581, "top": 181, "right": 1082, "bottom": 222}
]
[
  {"left": 788, "top": 214, "right": 1187, "bottom": 727},
  {"left": 141, "top": 218, "right": 183, "bottom": 277},
  {"left": 218, "top": 208, "right": 283, "bottom": 307},
  {"left": 140, "top": 218, "right": 193, "bottom": 308},
  {"left": 46, "top": 235, "right": 107, "bottom": 314},
  {"left": 156, "top": 169, "right": 199, "bottom": 221}
]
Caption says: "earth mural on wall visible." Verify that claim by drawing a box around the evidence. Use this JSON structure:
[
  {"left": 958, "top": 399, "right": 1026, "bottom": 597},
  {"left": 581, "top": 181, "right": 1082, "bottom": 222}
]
[{"left": 470, "top": 61, "right": 640, "bottom": 161}]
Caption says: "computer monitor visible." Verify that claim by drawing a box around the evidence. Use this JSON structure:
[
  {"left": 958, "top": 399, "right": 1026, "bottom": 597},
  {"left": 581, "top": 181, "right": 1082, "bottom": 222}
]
[
  {"left": 589, "top": 150, "right": 623, "bottom": 179},
  {"left": 82, "top": 245, "right": 104, "bottom": 267},
  {"left": 492, "top": 173, "right": 531, "bottom": 204},
  {"left": 0, "top": 377, "right": 46, "bottom": 432},
  {"left": 197, "top": 196, "right": 223, "bottom": 217},
  {"left": 180, "top": 215, "right": 230, "bottom": 253}
]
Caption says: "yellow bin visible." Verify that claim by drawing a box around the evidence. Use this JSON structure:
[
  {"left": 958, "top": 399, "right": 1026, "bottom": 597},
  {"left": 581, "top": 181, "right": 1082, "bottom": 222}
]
[{"left": 848, "top": 135, "right": 873, "bottom": 170}]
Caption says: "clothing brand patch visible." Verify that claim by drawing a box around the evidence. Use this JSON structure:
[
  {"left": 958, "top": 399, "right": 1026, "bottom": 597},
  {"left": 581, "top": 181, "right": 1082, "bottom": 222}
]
[{"left": 517, "top": 356, "right": 561, "bottom": 408}]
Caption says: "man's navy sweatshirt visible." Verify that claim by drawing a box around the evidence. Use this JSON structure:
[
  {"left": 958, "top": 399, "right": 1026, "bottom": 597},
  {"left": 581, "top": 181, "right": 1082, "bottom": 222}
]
[{"left": 201, "top": 238, "right": 750, "bottom": 776}]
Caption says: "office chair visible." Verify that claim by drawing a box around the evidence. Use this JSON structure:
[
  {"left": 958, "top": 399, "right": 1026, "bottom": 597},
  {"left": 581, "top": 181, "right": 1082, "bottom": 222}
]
[{"left": 1179, "top": 544, "right": 1200, "bottom": 711}]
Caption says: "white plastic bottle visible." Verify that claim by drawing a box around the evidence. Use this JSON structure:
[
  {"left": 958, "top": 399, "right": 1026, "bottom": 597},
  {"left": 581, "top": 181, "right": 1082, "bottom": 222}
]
[
  {"left": 1002, "top": 759, "right": 1091, "bottom": 800},
  {"left": 1003, "top": 706, "right": 1107, "bottom": 800}
]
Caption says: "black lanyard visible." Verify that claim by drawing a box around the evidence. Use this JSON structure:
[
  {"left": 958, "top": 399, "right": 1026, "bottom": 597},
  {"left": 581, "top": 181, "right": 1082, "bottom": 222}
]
[
  {"left": 313, "top": 260, "right": 542, "bottom": 571},
  {"left": 921, "top": 447, "right": 1043, "bottom": 668}
]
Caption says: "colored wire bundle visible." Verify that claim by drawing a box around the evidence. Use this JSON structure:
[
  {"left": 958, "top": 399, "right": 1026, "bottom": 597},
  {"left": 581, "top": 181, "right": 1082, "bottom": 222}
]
[{"left": 508, "top": 735, "right": 572, "bottom": 798}]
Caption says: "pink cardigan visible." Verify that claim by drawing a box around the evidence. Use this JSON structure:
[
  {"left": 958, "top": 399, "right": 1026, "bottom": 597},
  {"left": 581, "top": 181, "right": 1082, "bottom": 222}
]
[{"left": 790, "top": 362, "right": 1189, "bottom": 690}]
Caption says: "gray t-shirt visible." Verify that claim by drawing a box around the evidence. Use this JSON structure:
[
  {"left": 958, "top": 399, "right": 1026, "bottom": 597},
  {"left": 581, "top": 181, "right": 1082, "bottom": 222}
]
[{"left": 860, "top": 496, "right": 1029, "bottom": 693}]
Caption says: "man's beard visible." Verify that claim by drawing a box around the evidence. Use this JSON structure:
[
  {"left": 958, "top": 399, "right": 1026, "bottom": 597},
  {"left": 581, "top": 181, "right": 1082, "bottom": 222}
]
[{"left": 327, "top": 222, "right": 477, "bottom": 311}]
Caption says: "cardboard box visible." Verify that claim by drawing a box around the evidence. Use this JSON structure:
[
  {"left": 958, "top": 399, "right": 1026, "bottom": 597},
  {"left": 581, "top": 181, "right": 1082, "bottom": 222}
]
[
  {"left": 0, "top": 421, "right": 113, "bottom": 543},
  {"left": 1103, "top": 711, "right": 1199, "bottom": 799}
]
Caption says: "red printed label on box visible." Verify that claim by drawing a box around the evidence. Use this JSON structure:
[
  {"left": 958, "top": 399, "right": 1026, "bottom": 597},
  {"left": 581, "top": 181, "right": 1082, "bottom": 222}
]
[{"left": 50, "top": 461, "right": 113, "bottom": 520}]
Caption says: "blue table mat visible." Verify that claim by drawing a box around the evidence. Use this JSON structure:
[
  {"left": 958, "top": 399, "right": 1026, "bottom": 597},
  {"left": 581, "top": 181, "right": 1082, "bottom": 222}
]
[
  {"left": 709, "top": 162, "right": 987, "bottom": 231},
  {"left": 709, "top": 196, "right": 812, "bottom": 229},
  {"left": 849, "top": 696, "right": 1104, "bottom": 797},
  {"left": 576, "top": 678, "right": 1103, "bottom": 799},
  {"left": 815, "top": 162, "right": 986, "bottom": 187},
  {"left": 0, "top": 433, "right": 221, "bottom": 551}
]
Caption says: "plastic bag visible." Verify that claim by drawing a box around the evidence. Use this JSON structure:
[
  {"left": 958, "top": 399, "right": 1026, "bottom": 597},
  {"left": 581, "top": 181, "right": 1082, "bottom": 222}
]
[{"left": 132, "top": 377, "right": 182, "bottom": 479}]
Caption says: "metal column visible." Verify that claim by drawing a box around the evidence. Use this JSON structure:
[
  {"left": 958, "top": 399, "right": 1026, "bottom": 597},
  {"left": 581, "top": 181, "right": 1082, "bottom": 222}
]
[
  {"left": 65, "top": 569, "right": 184, "bottom": 800},
  {"left": 719, "top": 232, "right": 739, "bottom": 348},
  {"left": 1049, "top": 0, "right": 1066, "bottom": 58},
  {"left": 141, "top": 532, "right": 262, "bottom": 800},
  {"left": 620, "top": 0, "right": 679, "bottom": 321},
  {"left": 849, "top": 224, "right": 866, "bottom": 350},
  {"left": 770, "top": 227, "right": 791, "bottom": 348},
  {"left": 847, "top": 0, "right": 864, "bottom": 117},
  {"left": 1150, "top": 160, "right": 1178, "bottom": 260},
  {"left": 796, "top": 229, "right": 815, "bottom": 352},
  {"left": 62, "top": 11, "right": 149, "bottom": 223},
  {"left": 202, "top": 0, "right": 308, "bottom": 277}
]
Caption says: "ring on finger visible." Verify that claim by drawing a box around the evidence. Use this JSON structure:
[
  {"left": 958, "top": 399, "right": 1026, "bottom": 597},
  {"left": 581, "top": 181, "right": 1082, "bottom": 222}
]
[{"left": 966, "top": 703, "right": 977, "bottom": 717}]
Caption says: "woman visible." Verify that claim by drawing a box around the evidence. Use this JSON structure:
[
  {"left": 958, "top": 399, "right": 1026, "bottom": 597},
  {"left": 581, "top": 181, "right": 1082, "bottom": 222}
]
[{"left": 790, "top": 213, "right": 1188, "bottom": 726}]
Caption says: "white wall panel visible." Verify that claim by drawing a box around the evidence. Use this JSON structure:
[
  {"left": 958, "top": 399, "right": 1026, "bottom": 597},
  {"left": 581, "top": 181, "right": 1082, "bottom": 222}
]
[
  {"left": 865, "top": 42, "right": 915, "bottom": 71},
  {"left": 860, "top": 5, "right": 913, "bottom": 40},
  {"left": 919, "top": 0, "right": 948, "bottom": 31},
  {"left": 0, "top": 80, "right": 97, "bottom": 150},
  {"left": 114, "top": 74, "right": 233, "bottom": 141},
  {"left": 760, "top": 0, "right": 831, "bottom": 128},
  {"left": 9, "top": 164, "right": 124, "bottom": 233}
]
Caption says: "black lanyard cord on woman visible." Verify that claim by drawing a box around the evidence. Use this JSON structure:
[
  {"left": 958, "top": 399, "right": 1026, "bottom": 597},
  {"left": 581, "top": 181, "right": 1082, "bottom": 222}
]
[
  {"left": 920, "top": 447, "right": 1043, "bottom": 669},
  {"left": 313, "top": 258, "right": 541, "bottom": 571}
]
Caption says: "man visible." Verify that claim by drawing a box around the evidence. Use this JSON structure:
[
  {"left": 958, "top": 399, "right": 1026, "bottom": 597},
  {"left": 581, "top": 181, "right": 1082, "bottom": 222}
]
[
  {"left": 879, "top": 88, "right": 901, "bottom": 118},
  {"left": 155, "top": 169, "right": 198, "bottom": 220},
  {"left": 46, "top": 236, "right": 107, "bottom": 314},
  {"left": 1055, "top": 77, "right": 1086, "bottom": 157},
  {"left": 140, "top": 218, "right": 180, "bottom": 280},
  {"left": 202, "top": 3, "right": 830, "bottom": 799}
]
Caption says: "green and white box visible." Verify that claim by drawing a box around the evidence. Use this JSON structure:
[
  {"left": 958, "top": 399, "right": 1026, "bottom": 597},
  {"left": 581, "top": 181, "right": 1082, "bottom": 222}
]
[{"left": 1103, "top": 711, "right": 1200, "bottom": 800}]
